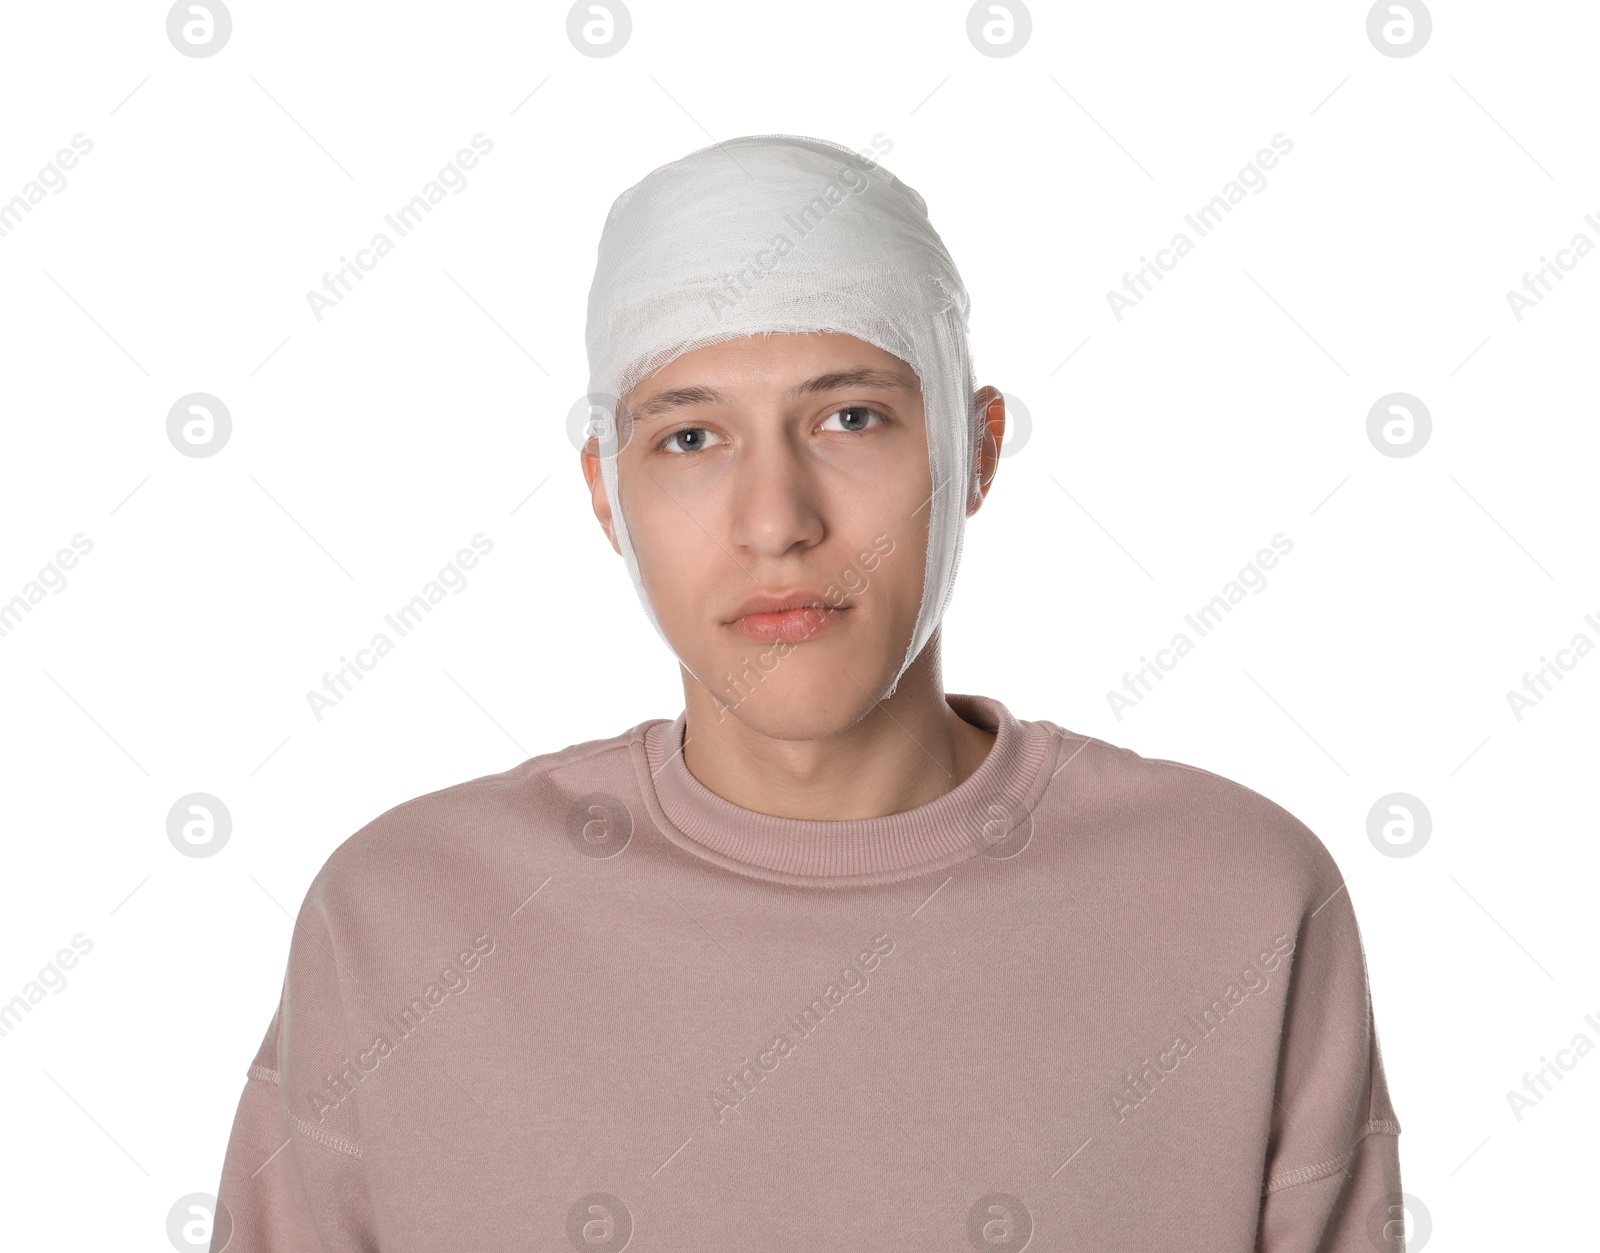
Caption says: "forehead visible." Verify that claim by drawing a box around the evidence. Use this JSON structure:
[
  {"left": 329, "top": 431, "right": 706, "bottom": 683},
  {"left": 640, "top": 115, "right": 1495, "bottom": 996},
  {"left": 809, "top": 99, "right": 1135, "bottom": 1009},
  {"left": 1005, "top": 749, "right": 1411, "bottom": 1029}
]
[{"left": 627, "top": 331, "right": 918, "bottom": 398}]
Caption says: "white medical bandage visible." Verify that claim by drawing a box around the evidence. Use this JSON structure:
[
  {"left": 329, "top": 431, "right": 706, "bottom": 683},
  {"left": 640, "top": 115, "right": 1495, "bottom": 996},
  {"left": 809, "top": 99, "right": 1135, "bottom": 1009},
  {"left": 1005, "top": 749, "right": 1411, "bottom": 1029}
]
[{"left": 584, "top": 133, "right": 980, "bottom": 696}]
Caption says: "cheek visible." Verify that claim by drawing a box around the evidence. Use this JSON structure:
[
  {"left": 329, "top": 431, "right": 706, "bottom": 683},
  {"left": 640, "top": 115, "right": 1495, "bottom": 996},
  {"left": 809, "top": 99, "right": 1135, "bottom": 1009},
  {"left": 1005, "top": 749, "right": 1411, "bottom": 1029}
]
[
  {"left": 879, "top": 477, "right": 931, "bottom": 543},
  {"left": 882, "top": 510, "right": 931, "bottom": 621},
  {"left": 846, "top": 424, "right": 929, "bottom": 520},
  {"left": 842, "top": 492, "right": 929, "bottom": 623},
  {"left": 618, "top": 468, "right": 706, "bottom": 612}
]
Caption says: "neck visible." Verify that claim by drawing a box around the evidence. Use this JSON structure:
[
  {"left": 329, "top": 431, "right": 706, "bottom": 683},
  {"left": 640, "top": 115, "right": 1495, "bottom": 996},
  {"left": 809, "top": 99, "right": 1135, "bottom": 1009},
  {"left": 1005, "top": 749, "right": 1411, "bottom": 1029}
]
[{"left": 676, "top": 632, "right": 998, "bottom": 821}]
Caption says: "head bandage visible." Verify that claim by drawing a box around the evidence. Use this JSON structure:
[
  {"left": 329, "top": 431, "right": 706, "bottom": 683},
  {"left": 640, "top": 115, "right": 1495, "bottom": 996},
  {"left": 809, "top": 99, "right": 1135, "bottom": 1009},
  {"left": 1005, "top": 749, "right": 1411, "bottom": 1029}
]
[{"left": 585, "top": 133, "right": 979, "bottom": 697}]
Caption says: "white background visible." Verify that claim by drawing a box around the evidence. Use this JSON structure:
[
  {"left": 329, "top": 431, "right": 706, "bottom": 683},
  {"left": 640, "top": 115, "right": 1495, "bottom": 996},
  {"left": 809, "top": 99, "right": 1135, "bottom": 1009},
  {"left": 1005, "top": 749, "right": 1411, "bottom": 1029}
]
[{"left": 1, "top": 1, "right": 1595, "bottom": 1248}]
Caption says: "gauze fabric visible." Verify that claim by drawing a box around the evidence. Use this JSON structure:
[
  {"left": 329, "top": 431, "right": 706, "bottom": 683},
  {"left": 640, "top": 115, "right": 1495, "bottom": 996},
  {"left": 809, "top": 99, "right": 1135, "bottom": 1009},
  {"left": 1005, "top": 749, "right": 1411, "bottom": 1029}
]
[{"left": 584, "top": 133, "right": 979, "bottom": 696}]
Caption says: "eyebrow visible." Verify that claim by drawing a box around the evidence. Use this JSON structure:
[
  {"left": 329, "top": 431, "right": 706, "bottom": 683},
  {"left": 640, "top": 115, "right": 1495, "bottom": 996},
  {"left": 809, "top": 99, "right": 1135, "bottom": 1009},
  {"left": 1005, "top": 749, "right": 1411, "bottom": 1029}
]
[{"left": 627, "top": 366, "right": 920, "bottom": 425}]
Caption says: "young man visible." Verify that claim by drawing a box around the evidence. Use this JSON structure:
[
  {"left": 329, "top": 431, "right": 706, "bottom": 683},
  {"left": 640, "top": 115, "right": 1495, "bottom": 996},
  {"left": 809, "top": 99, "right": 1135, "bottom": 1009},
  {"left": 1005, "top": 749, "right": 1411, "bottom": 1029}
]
[{"left": 211, "top": 136, "right": 1403, "bottom": 1251}]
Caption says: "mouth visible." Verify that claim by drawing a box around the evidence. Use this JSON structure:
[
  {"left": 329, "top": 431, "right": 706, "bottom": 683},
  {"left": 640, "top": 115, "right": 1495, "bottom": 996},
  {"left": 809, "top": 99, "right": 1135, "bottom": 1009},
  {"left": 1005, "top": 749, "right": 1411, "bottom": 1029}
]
[{"left": 726, "top": 601, "right": 851, "bottom": 643}]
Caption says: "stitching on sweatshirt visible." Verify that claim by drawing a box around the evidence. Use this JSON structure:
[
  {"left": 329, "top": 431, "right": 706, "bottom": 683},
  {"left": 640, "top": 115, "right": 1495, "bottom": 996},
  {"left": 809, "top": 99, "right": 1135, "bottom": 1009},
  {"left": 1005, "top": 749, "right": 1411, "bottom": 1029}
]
[
  {"left": 544, "top": 731, "right": 648, "bottom": 778},
  {"left": 1261, "top": 1119, "right": 1402, "bottom": 1195},
  {"left": 289, "top": 1110, "right": 364, "bottom": 1160},
  {"left": 247, "top": 1063, "right": 365, "bottom": 1158}
]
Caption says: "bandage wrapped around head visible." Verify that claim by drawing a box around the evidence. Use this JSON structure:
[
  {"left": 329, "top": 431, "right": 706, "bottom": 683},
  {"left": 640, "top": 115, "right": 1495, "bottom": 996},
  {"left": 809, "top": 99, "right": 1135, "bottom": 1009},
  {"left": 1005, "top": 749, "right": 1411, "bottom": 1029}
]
[{"left": 584, "top": 133, "right": 980, "bottom": 696}]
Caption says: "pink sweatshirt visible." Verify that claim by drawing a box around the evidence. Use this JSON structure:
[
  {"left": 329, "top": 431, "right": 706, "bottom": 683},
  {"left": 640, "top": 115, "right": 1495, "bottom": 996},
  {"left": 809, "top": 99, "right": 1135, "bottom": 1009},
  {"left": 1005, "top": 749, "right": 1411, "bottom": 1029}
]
[{"left": 211, "top": 693, "right": 1402, "bottom": 1251}]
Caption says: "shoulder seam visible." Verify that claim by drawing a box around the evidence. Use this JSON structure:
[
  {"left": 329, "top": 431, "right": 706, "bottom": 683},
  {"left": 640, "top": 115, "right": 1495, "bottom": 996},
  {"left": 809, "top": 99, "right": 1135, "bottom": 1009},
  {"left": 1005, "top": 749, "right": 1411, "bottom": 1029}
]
[
  {"left": 1261, "top": 1119, "right": 1402, "bottom": 1195},
  {"left": 1036, "top": 725, "right": 1121, "bottom": 775},
  {"left": 317, "top": 733, "right": 647, "bottom": 882},
  {"left": 1143, "top": 754, "right": 1284, "bottom": 812},
  {"left": 248, "top": 1062, "right": 365, "bottom": 1159},
  {"left": 538, "top": 734, "right": 641, "bottom": 776},
  {"left": 289, "top": 1110, "right": 364, "bottom": 1160}
]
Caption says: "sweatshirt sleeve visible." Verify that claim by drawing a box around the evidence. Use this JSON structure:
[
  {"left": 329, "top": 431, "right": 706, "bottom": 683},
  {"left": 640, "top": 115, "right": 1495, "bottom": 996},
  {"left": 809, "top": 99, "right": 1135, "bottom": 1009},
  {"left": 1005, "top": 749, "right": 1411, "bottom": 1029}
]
[
  {"left": 211, "top": 871, "right": 379, "bottom": 1252},
  {"left": 1255, "top": 879, "right": 1404, "bottom": 1252}
]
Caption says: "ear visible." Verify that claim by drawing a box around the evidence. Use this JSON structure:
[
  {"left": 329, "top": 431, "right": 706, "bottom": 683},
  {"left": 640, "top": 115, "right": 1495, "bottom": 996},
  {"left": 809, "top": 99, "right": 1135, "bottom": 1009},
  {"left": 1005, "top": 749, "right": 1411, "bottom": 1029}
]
[
  {"left": 580, "top": 440, "right": 622, "bottom": 554},
  {"left": 969, "top": 386, "right": 1005, "bottom": 516}
]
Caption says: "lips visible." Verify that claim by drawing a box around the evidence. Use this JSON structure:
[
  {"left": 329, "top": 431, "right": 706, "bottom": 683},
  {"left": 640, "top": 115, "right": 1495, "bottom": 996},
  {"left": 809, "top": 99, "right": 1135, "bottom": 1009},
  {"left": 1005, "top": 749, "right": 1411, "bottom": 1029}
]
[
  {"left": 725, "top": 590, "right": 851, "bottom": 644},
  {"left": 726, "top": 590, "right": 843, "bottom": 621}
]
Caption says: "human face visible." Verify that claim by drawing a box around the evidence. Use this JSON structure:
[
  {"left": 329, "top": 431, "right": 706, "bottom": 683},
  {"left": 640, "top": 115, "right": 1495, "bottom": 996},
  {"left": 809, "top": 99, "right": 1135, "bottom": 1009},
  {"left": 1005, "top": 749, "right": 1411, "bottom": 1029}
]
[{"left": 590, "top": 331, "right": 934, "bottom": 735}]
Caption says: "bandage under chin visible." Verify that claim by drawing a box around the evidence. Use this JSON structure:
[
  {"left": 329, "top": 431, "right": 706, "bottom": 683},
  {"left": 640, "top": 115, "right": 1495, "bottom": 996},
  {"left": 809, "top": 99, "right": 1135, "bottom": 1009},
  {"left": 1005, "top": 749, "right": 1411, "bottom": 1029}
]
[{"left": 584, "top": 133, "right": 979, "bottom": 698}]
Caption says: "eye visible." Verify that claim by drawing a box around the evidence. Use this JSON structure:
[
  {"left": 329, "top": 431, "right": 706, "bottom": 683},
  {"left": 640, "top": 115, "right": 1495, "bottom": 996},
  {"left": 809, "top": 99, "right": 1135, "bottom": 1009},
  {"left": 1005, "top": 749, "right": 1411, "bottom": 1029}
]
[
  {"left": 820, "top": 405, "right": 887, "bottom": 434},
  {"left": 658, "top": 427, "right": 725, "bottom": 455}
]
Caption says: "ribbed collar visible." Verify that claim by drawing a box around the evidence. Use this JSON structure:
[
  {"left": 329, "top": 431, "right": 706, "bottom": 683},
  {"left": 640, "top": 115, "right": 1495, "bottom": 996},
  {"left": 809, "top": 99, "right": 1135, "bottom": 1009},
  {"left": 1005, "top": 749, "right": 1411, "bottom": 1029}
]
[{"left": 630, "top": 693, "right": 1059, "bottom": 886}]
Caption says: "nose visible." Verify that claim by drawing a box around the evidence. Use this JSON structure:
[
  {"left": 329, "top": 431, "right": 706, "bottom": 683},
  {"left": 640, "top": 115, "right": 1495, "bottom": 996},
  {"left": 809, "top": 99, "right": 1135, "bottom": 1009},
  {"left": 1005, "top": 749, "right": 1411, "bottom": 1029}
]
[{"left": 726, "top": 424, "right": 826, "bottom": 559}]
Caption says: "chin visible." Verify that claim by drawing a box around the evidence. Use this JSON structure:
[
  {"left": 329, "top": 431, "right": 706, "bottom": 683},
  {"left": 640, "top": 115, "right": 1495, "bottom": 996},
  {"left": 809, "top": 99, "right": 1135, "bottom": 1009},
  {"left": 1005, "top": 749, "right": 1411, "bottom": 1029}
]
[{"left": 699, "top": 654, "right": 891, "bottom": 739}]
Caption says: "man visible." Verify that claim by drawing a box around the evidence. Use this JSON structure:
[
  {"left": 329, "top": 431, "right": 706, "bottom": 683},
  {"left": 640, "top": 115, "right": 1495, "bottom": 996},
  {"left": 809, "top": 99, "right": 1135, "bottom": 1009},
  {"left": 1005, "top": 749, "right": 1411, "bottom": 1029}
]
[
  {"left": 210, "top": 135, "right": 1403, "bottom": 1251},
  {"left": 584, "top": 326, "right": 1004, "bottom": 821}
]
